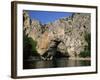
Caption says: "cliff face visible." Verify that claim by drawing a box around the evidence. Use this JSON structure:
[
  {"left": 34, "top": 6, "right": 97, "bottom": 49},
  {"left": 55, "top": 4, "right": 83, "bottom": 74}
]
[{"left": 23, "top": 11, "right": 91, "bottom": 59}]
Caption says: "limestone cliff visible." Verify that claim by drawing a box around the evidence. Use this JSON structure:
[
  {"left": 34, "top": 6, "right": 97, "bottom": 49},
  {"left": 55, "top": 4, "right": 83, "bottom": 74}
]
[{"left": 23, "top": 11, "right": 91, "bottom": 59}]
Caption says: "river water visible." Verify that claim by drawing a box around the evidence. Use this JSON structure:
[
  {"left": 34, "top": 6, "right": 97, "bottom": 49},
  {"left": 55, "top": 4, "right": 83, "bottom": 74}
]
[{"left": 23, "top": 58, "right": 91, "bottom": 69}]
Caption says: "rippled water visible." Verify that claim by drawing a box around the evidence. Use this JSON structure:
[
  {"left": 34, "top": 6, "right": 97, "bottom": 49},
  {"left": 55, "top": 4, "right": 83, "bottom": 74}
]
[{"left": 23, "top": 58, "right": 91, "bottom": 69}]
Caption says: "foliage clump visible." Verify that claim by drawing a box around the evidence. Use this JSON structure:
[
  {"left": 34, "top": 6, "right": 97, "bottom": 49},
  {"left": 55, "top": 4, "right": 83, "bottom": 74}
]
[
  {"left": 79, "top": 33, "right": 91, "bottom": 57},
  {"left": 23, "top": 30, "right": 38, "bottom": 59}
]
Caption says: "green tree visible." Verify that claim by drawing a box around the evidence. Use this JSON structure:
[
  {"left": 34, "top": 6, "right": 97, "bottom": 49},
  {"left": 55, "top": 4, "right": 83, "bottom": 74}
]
[
  {"left": 23, "top": 30, "right": 38, "bottom": 59},
  {"left": 79, "top": 33, "right": 91, "bottom": 57}
]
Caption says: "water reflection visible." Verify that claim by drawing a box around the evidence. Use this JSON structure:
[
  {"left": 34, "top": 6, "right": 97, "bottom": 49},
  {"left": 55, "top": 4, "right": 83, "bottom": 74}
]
[{"left": 23, "top": 58, "right": 91, "bottom": 69}]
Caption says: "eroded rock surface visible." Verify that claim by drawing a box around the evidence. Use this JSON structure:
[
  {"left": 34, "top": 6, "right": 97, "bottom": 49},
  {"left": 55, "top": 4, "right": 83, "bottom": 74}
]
[{"left": 23, "top": 12, "right": 91, "bottom": 60}]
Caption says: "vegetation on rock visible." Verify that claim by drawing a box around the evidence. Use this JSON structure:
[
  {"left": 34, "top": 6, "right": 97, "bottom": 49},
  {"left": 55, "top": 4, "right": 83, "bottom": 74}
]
[
  {"left": 79, "top": 33, "right": 91, "bottom": 57},
  {"left": 23, "top": 11, "right": 91, "bottom": 60}
]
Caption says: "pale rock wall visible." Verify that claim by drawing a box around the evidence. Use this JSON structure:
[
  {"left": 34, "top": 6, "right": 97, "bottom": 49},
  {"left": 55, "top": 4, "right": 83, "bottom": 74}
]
[{"left": 23, "top": 12, "right": 90, "bottom": 58}]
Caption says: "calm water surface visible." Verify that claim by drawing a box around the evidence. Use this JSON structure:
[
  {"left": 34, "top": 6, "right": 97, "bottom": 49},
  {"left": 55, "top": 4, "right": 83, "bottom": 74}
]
[{"left": 23, "top": 58, "right": 91, "bottom": 69}]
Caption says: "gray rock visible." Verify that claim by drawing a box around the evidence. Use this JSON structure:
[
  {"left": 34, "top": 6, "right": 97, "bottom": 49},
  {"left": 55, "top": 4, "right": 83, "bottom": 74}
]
[{"left": 23, "top": 11, "right": 91, "bottom": 59}]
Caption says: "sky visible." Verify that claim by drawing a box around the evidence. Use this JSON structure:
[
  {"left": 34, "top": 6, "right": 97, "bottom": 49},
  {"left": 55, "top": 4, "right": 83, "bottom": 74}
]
[{"left": 27, "top": 10, "right": 73, "bottom": 24}]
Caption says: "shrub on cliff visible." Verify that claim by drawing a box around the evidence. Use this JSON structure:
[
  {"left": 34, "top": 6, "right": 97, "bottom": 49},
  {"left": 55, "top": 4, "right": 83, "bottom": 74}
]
[
  {"left": 23, "top": 30, "right": 38, "bottom": 59},
  {"left": 79, "top": 33, "right": 91, "bottom": 58}
]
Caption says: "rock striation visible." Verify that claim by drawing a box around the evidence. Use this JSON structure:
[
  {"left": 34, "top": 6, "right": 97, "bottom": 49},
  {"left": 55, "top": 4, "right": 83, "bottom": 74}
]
[{"left": 23, "top": 11, "right": 91, "bottom": 60}]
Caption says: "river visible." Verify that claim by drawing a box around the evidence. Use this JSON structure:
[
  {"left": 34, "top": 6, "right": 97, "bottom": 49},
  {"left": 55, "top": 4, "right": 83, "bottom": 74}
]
[{"left": 23, "top": 58, "right": 91, "bottom": 69}]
